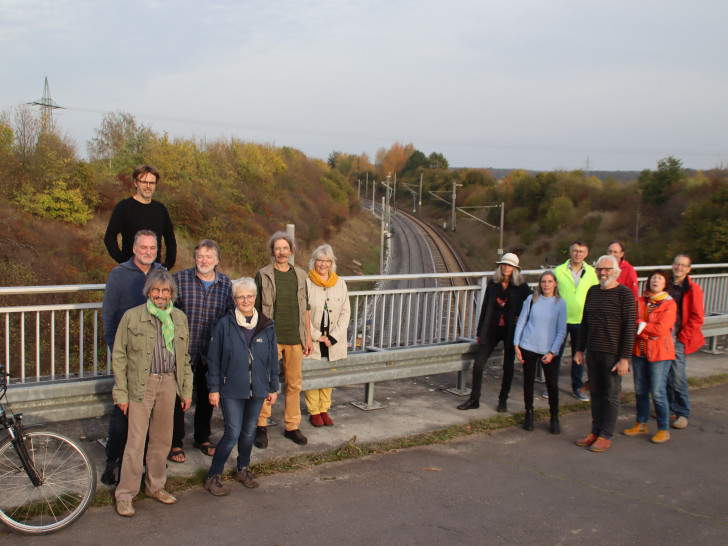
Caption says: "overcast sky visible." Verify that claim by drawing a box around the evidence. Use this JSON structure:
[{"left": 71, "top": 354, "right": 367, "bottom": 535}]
[{"left": 2, "top": 0, "right": 727, "bottom": 172}]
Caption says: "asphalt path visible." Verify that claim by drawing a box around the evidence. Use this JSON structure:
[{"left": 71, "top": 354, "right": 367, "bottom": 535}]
[{"left": 5, "top": 382, "right": 728, "bottom": 545}]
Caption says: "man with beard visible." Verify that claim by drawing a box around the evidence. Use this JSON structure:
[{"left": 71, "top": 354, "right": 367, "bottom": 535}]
[{"left": 573, "top": 255, "right": 636, "bottom": 453}]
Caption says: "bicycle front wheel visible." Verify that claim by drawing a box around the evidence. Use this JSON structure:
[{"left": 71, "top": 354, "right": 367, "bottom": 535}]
[{"left": 0, "top": 431, "right": 97, "bottom": 534}]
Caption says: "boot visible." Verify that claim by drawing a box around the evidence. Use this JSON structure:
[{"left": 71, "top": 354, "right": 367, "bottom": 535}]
[
  {"left": 496, "top": 399, "right": 507, "bottom": 413},
  {"left": 523, "top": 410, "right": 534, "bottom": 431},
  {"left": 549, "top": 417, "right": 560, "bottom": 435}
]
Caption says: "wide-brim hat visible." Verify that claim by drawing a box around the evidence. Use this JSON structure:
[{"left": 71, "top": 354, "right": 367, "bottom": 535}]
[{"left": 496, "top": 253, "right": 521, "bottom": 270}]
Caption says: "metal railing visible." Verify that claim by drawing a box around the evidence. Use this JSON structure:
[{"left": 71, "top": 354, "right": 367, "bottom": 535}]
[{"left": 1, "top": 265, "right": 726, "bottom": 385}]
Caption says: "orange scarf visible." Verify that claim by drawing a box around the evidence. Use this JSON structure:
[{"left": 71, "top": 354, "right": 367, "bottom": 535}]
[{"left": 309, "top": 269, "right": 338, "bottom": 288}]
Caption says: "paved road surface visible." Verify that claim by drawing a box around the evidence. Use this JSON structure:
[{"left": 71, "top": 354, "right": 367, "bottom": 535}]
[{"left": 3, "top": 365, "right": 727, "bottom": 544}]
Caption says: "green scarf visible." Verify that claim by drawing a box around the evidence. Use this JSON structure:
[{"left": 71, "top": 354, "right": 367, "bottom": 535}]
[{"left": 146, "top": 299, "right": 175, "bottom": 354}]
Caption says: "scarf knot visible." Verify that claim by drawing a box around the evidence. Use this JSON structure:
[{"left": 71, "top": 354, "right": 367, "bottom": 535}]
[
  {"left": 309, "top": 269, "right": 338, "bottom": 288},
  {"left": 146, "top": 299, "right": 175, "bottom": 354}
]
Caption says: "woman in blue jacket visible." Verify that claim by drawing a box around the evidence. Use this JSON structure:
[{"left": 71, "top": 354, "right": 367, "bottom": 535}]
[
  {"left": 513, "top": 270, "right": 567, "bottom": 434},
  {"left": 203, "top": 277, "right": 279, "bottom": 496}
]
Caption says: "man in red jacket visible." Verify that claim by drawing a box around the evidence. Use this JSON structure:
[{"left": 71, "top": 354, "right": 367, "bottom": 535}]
[
  {"left": 608, "top": 241, "right": 638, "bottom": 299},
  {"left": 667, "top": 254, "right": 705, "bottom": 430}
]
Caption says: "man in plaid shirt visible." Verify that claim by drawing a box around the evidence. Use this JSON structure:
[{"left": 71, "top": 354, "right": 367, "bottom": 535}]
[{"left": 170, "top": 240, "right": 233, "bottom": 462}]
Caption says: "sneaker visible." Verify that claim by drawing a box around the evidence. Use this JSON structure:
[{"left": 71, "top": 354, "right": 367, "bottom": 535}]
[
  {"left": 672, "top": 416, "right": 688, "bottom": 429},
  {"left": 204, "top": 475, "right": 230, "bottom": 496},
  {"left": 575, "top": 433, "right": 598, "bottom": 447},
  {"left": 233, "top": 467, "right": 259, "bottom": 489},
  {"left": 116, "top": 499, "right": 134, "bottom": 517},
  {"left": 589, "top": 437, "right": 611, "bottom": 452},
  {"left": 651, "top": 430, "right": 671, "bottom": 443},
  {"left": 254, "top": 426, "right": 268, "bottom": 449},
  {"left": 573, "top": 390, "right": 590, "bottom": 401},
  {"left": 284, "top": 428, "right": 308, "bottom": 445},
  {"left": 623, "top": 423, "right": 649, "bottom": 436},
  {"left": 541, "top": 390, "right": 549, "bottom": 399},
  {"left": 310, "top": 413, "right": 324, "bottom": 427},
  {"left": 320, "top": 412, "right": 334, "bottom": 426},
  {"left": 144, "top": 488, "right": 177, "bottom": 504}
]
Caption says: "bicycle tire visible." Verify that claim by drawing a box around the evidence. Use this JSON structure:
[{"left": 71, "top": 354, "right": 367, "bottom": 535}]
[{"left": 0, "top": 431, "right": 97, "bottom": 534}]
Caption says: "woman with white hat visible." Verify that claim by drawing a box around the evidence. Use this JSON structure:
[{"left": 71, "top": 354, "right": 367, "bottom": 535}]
[{"left": 457, "top": 253, "right": 532, "bottom": 413}]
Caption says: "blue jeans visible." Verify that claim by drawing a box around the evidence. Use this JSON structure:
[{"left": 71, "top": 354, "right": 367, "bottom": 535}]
[
  {"left": 556, "top": 323, "right": 584, "bottom": 394},
  {"left": 632, "top": 356, "right": 671, "bottom": 431},
  {"left": 208, "top": 397, "right": 265, "bottom": 478},
  {"left": 667, "top": 339, "right": 691, "bottom": 419}
]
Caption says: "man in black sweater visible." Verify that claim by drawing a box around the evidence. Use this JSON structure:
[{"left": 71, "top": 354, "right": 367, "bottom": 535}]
[
  {"left": 573, "top": 254, "right": 636, "bottom": 453},
  {"left": 104, "top": 165, "right": 177, "bottom": 271}
]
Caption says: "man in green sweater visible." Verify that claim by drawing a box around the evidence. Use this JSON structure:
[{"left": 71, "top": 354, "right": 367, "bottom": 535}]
[
  {"left": 553, "top": 241, "right": 599, "bottom": 401},
  {"left": 253, "top": 231, "right": 313, "bottom": 447}
]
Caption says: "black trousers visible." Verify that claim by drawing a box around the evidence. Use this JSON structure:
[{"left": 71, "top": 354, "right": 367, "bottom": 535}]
[
  {"left": 172, "top": 357, "right": 214, "bottom": 448},
  {"left": 470, "top": 327, "right": 516, "bottom": 402},
  {"left": 586, "top": 351, "right": 622, "bottom": 439},
  {"left": 521, "top": 349, "right": 559, "bottom": 417}
]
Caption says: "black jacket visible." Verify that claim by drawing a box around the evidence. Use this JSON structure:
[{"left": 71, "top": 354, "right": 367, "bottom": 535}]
[{"left": 476, "top": 278, "right": 532, "bottom": 347}]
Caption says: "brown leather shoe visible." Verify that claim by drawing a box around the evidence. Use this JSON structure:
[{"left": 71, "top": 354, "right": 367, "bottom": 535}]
[
  {"left": 575, "top": 433, "right": 598, "bottom": 447},
  {"left": 589, "top": 437, "right": 612, "bottom": 452},
  {"left": 284, "top": 429, "right": 308, "bottom": 445}
]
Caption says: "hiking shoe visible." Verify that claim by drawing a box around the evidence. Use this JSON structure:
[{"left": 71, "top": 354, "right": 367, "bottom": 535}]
[
  {"left": 575, "top": 433, "right": 598, "bottom": 447},
  {"left": 672, "top": 416, "right": 688, "bottom": 429},
  {"left": 651, "top": 430, "right": 671, "bottom": 443},
  {"left": 205, "top": 475, "right": 230, "bottom": 497},
  {"left": 623, "top": 423, "right": 649, "bottom": 436},
  {"left": 145, "top": 488, "right": 177, "bottom": 504},
  {"left": 254, "top": 426, "right": 268, "bottom": 449},
  {"left": 284, "top": 429, "right": 308, "bottom": 445},
  {"left": 233, "top": 467, "right": 259, "bottom": 488},
  {"left": 116, "top": 499, "right": 134, "bottom": 517},
  {"left": 573, "top": 390, "right": 590, "bottom": 401},
  {"left": 589, "top": 437, "right": 611, "bottom": 452}
]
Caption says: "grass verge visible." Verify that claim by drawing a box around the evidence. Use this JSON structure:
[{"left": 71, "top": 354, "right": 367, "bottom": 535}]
[{"left": 91, "top": 373, "right": 728, "bottom": 507}]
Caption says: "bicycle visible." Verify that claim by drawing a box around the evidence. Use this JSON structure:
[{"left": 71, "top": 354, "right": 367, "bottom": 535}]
[{"left": 0, "top": 364, "right": 97, "bottom": 534}]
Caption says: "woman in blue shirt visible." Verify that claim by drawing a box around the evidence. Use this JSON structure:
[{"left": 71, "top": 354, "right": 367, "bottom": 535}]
[{"left": 514, "top": 271, "right": 567, "bottom": 434}]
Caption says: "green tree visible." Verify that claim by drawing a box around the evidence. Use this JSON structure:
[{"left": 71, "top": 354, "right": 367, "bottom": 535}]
[
  {"left": 428, "top": 151, "right": 449, "bottom": 169},
  {"left": 88, "top": 111, "right": 153, "bottom": 171},
  {"left": 681, "top": 184, "right": 728, "bottom": 262},
  {"left": 638, "top": 156, "right": 685, "bottom": 206}
]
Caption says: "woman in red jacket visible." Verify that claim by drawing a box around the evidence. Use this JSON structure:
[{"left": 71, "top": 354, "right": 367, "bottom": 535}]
[{"left": 623, "top": 270, "right": 677, "bottom": 444}]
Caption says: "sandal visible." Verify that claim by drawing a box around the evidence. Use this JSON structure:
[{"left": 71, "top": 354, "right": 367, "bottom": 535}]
[
  {"left": 194, "top": 442, "right": 216, "bottom": 457},
  {"left": 167, "top": 447, "right": 185, "bottom": 464}
]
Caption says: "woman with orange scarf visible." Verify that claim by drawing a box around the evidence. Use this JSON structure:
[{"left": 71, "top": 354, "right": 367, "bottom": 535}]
[
  {"left": 305, "top": 244, "right": 351, "bottom": 427},
  {"left": 624, "top": 270, "right": 677, "bottom": 443}
]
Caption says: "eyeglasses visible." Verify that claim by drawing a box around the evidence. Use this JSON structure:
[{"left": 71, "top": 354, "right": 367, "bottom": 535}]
[
  {"left": 235, "top": 295, "right": 256, "bottom": 301},
  {"left": 150, "top": 287, "right": 171, "bottom": 295},
  {"left": 673, "top": 263, "right": 690, "bottom": 269},
  {"left": 136, "top": 179, "right": 157, "bottom": 186},
  {"left": 595, "top": 267, "right": 614, "bottom": 273}
]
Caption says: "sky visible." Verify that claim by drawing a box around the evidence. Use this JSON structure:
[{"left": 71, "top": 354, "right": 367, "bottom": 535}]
[{"left": 2, "top": 0, "right": 727, "bottom": 172}]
